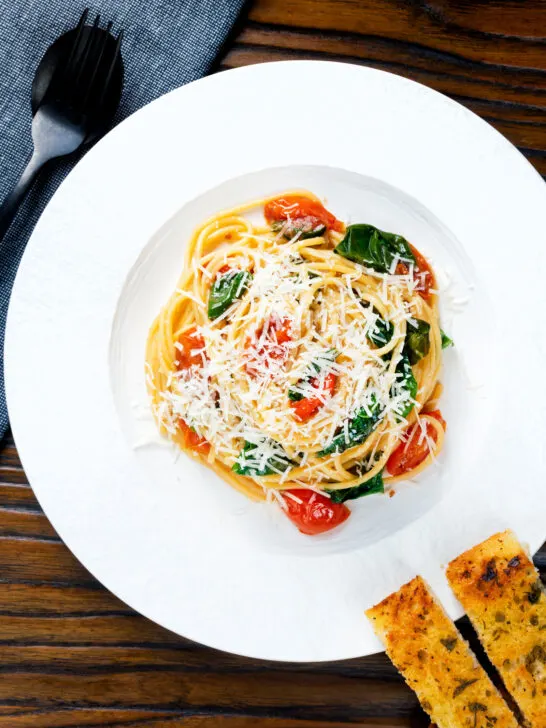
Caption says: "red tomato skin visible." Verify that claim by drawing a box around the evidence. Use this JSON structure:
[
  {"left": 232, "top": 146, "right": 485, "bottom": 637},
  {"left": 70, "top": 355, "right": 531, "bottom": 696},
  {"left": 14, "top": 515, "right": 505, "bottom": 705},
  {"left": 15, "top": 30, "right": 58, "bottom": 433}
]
[
  {"left": 264, "top": 196, "right": 344, "bottom": 234},
  {"left": 290, "top": 372, "right": 336, "bottom": 423},
  {"left": 283, "top": 489, "right": 350, "bottom": 535},
  {"left": 245, "top": 317, "right": 293, "bottom": 376},
  {"left": 426, "top": 409, "right": 446, "bottom": 429},
  {"left": 176, "top": 328, "right": 206, "bottom": 371},
  {"left": 395, "top": 244, "right": 435, "bottom": 300},
  {"left": 178, "top": 418, "right": 210, "bottom": 455},
  {"left": 272, "top": 317, "right": 292, "bottom": 345},
  {"left": 409, "top": 243, "right": 435, "bottom": 300},
  {"left": 410, "top": 243, "right": 436, "bottom": 301},
  {"left": 291, "top": 397, "right": 321, "bottom": 423},
  {"left": 386, "top": 410, "right": 446, "bottom": 476}
]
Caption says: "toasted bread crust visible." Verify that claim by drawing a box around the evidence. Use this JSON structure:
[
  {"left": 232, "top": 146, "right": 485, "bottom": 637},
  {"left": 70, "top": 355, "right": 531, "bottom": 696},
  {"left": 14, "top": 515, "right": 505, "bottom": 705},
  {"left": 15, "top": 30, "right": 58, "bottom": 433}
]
[
  {"left": 366, "top": 576, "right": 518, "bottom": 728},
  {"left": 447, "top": 530, "right": 546, "bottom": 727}
]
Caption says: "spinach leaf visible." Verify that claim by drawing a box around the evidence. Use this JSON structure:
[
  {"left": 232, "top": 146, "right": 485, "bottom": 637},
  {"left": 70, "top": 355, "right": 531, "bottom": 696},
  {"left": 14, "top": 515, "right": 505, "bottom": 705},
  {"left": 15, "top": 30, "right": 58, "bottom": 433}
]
[
  {"left": 208, "top": 270, "right": 252, "bottom": 320},
  {"left": 327, "top": 470, "right": 384, "bottom": 503},
  {"left": 272, "top": 219, "right": 326, "bottom": 240},
  {"left": 335, "top": 224, "right": 414, "bottom": 273},
  {"left": 369, "top": 315, "right": 394, "bottom": 348},
  {"left": 441, "top": 329, "right": 454, "bottom": 349},
  {"left": 393, "top": 354, "right": 417, "bottom": 418},
  {"left": 317, "top": 394, "right": 382, "bottom": 457},
  {"left": 288, "top": 349, "right": 338, "bottom": 402},
  {"left": 232, "top": 439, "right": 295, "bottom": 477},
  {"left": 353, "top": 294, "right": 394, "bottom": 349},
  {"left": 405, "top": 319, "right": 430, "bottom": 365}
]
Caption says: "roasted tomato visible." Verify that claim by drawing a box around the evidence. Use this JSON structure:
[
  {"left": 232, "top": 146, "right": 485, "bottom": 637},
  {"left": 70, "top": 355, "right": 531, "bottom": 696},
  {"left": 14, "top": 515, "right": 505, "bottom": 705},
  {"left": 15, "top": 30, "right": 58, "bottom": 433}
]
[
  {"left": 245, "top": 316, "right": 293, "bottom": 377},
  {"left": 396, "top": 244, "right": 435, "bottom": 300},
  {"left": 178, "top": 418, "right": 210, "bottom": 455},
  {"left": 175, "top": 328, "right": 206, "bottom": 371},
  {"left": 386, "top": 410, "right": 446, "bottom": 476},
  {"left": 290, "top": 372, "right": 336, "bottom": 423},
  {"left": 283, "top": 489, "right": 350, "bottom": 535},
  {"left": 264, "top": 195, "right": 344, "bottom": 238},
  {"left": 175, "top": 330, "right": 210, "bottom": 452}
]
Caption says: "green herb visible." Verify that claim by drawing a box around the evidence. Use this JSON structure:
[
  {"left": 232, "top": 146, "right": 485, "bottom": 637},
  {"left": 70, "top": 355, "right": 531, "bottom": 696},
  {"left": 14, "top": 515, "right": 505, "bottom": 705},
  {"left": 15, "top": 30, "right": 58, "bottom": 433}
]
[
  {"left": 453, "top": 678, "right": 478, "bottom": 698},
  {"left": 208, "top": 270, "right": 252, "bottom": 320},
  {"left": 232, "top": 439, "right": 295, "bottom": 477},
  {"left": 368, "top": 315, "right": 394, "bottom": 348},
  {"left": 440, "top": 637, "right": 458, "bottom": 651},
  {"left": 394, "top": 354, "right": 417, "bottom": 418},
  {"left": 272, "top": 219, "right": 326, "bottom": 240},
  {"left": 317, "top": 394, "right": 382, "bottom": 457},
  {"left": 288, "top": 349, "right": 338, "bottom": 402},
  {"left": 441, "top": 329, "right": 454, "bottom": 349},
  {"left": 327, "top": 470, "right": 384, "bottom": 503},
  {"left": 334, "top": 224, "right": 414, "bottom": 273},
  {"left": 405, "top": 319, "right": 430, "bottom": 365},
  {"left": 352, "top": 294, "right": 394, "bottom": 349}
]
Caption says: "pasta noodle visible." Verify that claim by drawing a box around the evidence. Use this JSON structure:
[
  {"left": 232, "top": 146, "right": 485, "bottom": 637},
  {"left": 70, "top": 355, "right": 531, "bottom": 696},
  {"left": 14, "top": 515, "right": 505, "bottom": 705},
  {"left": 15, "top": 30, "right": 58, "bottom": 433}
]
[{"left": 146, "top": 191, "right": 447, "bottom": 534}]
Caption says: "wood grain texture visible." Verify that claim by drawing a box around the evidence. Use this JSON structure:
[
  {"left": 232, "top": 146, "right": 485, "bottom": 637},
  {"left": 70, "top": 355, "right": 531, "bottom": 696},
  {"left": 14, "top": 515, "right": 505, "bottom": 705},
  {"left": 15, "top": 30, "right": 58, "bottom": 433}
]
[{"left": 2, "top": 1, "right": 546, "bottom": 725}]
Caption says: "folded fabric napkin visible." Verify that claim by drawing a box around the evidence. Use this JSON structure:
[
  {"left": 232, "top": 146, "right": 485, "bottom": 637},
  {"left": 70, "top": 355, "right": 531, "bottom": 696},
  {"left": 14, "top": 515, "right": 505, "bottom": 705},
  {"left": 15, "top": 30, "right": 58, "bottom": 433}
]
[{"left": 0, "top": 0, "right": 246, "bottom": 439}]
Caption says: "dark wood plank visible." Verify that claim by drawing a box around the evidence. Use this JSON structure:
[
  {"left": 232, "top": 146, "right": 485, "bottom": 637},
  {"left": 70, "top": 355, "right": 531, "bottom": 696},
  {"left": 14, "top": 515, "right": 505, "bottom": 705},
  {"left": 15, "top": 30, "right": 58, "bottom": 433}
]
[
  {"left": 0, "top": 710, "right": 180, "bottom": 728},
  {"left": 3, "top": 1, "right": 546, "bottom": 725},
  {"left": 0, "top": 672, "right": 414, "bottom": 716},
  {"left": 248, "top": 0, "right": 546, "bottom": 69},
  {"left": 0, "top": 713, "right": 412, "bottom": 728},
  {"left": 0, "top": 582, "right": 130, "bottom": 615},
  {"left": 0, "top": 538, "right": 97, "bottom": 584},
  {"left": 0, "top": 645, "right": 398, "bottom": 680},
  {"left": 0, "top": 508, "right": 59, "bottom": 541},
  {"left": 0, "top": 485, "right": 41, "bottom": 512}
]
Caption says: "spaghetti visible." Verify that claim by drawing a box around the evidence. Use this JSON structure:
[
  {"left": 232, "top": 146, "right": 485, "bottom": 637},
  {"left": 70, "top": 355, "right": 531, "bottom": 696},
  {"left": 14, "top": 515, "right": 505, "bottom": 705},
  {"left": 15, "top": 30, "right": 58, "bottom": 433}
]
[{"left": 146, "top": 191, "right": 448, "bottom": 535}]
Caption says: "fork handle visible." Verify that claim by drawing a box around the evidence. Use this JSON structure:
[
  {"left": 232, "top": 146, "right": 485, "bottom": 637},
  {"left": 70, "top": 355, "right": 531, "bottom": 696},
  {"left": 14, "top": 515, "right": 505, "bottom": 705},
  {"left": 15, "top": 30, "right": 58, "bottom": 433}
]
[{"left": 0, "top": 150, "right": 49, "bottom": 244}]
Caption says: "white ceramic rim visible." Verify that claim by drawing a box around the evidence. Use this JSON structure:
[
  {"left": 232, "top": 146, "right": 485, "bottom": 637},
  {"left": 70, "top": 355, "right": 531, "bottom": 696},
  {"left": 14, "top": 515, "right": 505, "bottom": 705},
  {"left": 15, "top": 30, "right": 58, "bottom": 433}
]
[{"left": 6, "top": 61, "right": 546, "bottom": 662}]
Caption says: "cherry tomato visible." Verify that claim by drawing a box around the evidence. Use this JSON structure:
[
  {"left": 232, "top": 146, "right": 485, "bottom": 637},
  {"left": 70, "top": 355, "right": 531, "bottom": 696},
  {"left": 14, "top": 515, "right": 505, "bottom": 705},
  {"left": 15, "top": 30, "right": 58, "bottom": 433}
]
[
  {"left": 386, "top": 410, "right": 446, "bottom": 476},
  {"left": 396, "top": 244, "right": 435, "bottom": 301},
  {"left": 264, "top": 195, "right": 344, "bottom": 235},
  {"left": 426, "top": 409, "right": 446, "bottom": 429},
  {"left": 291, "top": 372, "right": 336, "bottom": 423},
  {"left": 175, "top": 328, "right": 206, "bottom": 371},
  {"left": 217, "top": 264, "right": 232, "bottom": 275},
  {"left": 178, "top": 418, "right": 210, "bottom": 455},
  {"left": 245, "top": 317, "right": 292, "bottom": 376},
  {"left": 410, "top": 244, "right": 435, "bottom": 300},
  {"left": 272, "top": 317, "right": 292, "bottom": 345},
  {"left": 283, "top": 489, "right": 350, "bottom": 535}
]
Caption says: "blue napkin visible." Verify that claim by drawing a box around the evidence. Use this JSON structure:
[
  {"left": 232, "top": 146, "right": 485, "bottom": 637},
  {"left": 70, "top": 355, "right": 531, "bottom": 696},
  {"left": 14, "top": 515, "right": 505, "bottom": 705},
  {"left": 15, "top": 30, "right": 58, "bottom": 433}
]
[{"left": 0, "top": 0, "right": 246, "bottom": 439}]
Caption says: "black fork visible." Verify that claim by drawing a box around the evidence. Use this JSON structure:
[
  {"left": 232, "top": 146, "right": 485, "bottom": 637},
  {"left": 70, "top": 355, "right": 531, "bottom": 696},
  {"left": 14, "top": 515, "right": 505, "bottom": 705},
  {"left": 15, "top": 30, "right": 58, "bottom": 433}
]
[{"left": 0, "top": 10, "right": 123, "bottom": 243}]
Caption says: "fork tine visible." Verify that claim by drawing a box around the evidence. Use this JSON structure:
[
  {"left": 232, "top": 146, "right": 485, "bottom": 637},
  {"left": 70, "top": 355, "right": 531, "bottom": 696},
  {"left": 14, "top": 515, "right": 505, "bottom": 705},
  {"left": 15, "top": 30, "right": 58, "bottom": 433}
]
[
  {"left": 95, "top": 29, "right": 123, "bottom": 109},
  {"left": 64, "top": 9, "right": 89, "bottom": 71},
  {"left": 81, "top": 21, "right": 113, "bottom": 108},
  {"left": 72, "top": 13, "right": 101, "bottom": 92},
  {"left": 43, "top": 8, "right": 89, "bottom": 100}
]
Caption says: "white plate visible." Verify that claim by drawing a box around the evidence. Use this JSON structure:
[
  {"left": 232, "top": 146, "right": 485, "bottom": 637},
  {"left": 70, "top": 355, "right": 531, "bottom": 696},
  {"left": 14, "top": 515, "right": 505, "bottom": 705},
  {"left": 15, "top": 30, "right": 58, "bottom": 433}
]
[{"left": 6, "top": 61, "right": 546, "bottom": 662}]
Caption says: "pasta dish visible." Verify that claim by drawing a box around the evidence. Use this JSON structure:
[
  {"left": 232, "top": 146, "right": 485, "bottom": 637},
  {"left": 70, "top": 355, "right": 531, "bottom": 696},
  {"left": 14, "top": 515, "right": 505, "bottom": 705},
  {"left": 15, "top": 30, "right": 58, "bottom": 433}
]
[{"left": 146, "top": 191, "right": 451, "bottom": 535}]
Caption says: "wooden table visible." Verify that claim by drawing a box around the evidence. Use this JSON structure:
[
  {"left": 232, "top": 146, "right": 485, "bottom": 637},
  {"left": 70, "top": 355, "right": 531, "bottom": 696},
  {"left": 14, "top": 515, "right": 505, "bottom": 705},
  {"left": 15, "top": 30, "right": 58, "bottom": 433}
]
[{"left": 1, "top": 1, "right": 545, "bottom": 725}]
